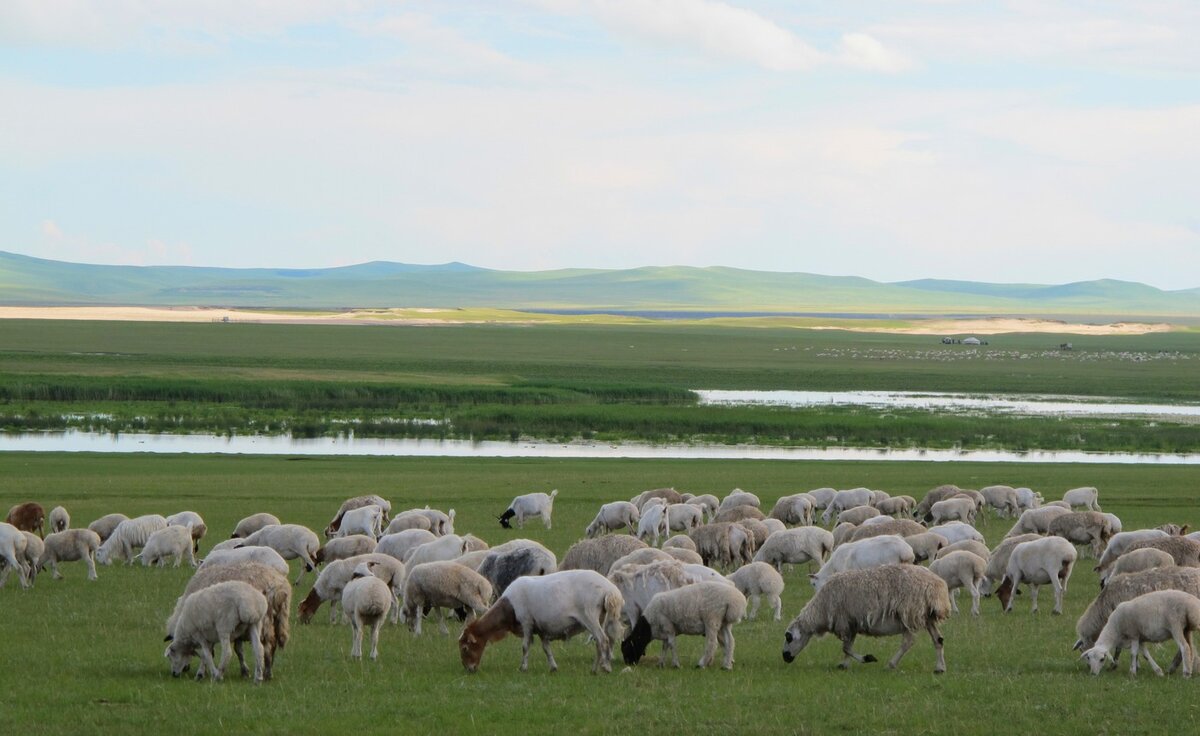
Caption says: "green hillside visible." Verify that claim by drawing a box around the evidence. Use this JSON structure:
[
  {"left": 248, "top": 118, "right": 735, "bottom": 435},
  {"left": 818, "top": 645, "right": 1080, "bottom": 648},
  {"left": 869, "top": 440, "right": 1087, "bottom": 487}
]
[{"left": 1, "top": 250, "right": 1197, "bottom": 317}]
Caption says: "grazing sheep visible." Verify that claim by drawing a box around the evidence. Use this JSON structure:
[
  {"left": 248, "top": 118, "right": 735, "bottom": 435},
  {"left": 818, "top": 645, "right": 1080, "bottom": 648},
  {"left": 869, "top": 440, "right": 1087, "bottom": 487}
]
[
  {"left": 663, "top": 547, "right": 703, "bottom": 564},
  {"left": 416, "top": 508, "right": 456, "bottom": 536},
  {"left": 208, "top": 538, "right": 247, "bottom": 554},
  {"left": 996, "top": 536, "right": 1077, "bottom": 614},
  {"left": 314, "top": 535, "right": 377, "bottom": 565},
  {"left": 48, "top": 506, "right": 70, "bottom": 534},
  {"left": 87, "top": 513, "right": 128, "bottom": 543},
  {"left": 38, "top": 528, "right": 101, "bottom": 581},
  {"left": 166, "top": 511, "right": 207, "bottom": 554},
  {"left": 19, "top": 532, "right": 43, "bottom": 582},
  {"left": 609, "top": 547, "right": 676, "bottom": 573},
  {"left": 164, "top": 561, "right": 291, "bottom": 680},
  {"left": 845, "top": 519, "right": 926, "bottom": 544},
  {"left": 375, "top": 529, "right": 437, "bottom": 561},
  {"left": 782, "top": 565, "right": 950, "bottom": 673},
  {"left": 869, "top": 490, "right": 891, "bottom": 506},
  {"left": 680, "top": 563, "right": 735, "bottom": 586},
  {"left": 1074, "top": 567, "right": 1200, "bottom": 652},
  {"left": 810, "top": 535, "right": 916, "bottom": 590},
  {"left": 1063, "top": 486, "right": 1101, "bottom": 511},
  {"left": 929, "top": 550, "right": 986, "bottom": 616},
  {"left": 1121, "top": 536, "right": 1200, "bottom": 568},
  {"left": 753, "top": 527, "right": 834, "bottom": 571},
  {"left": 838, "top": 506, "right": 881, "bottom": 527},
  {"left": 164, "top": 581, "right": 269, "bottom": 682},
  {"left": 761, "top": 518, "right": 787, "bottom": 536},
  {"left": 980, "top": 533, "right": 1043, "bottom": 596},
  {"left": 913, "top": 485, "right": 964, "bottom": 522},
  {"left": 404, "top": 534, "right": 471, "bottom": 569},
  {"left": 875, "top": 496, "right": 916, "bottom": 517},
  {"left": 231, "top": 513, "right": 280, "bottom": 539},
  {"left": 296, "top": 553, "right": 405, "bottom": 624},
  {"left": 1102, "top": 548, "right": 1176, "bottom": 588},
  {"left": 96, "top": 514, "right": 168, "bottom": 566},
  {"left": 499, "top": 490, "right": 558, "bottom": 530},
  {"left": 1048, "top": 511, "right": 1115, "bottom": 558},
  {"left": 140, "top": 525, "right": 197, "bottom": 568},
  {"left": 625, "top": 582, "right": 747, "bottom": 670},
  {"left": 1158, "top": 523, "right": 1190, "bottom": 536},
  {"left": 383, "top": 511, "right": 433, "bottom": 535},
  {"left": 201, "top": 546, "right": 290, "bottom": 576},
  {"left": 455, "top": 550, "right": 490, "bottom": 571},
  {"left": 832, "top": 522, "right": 859, "bottom": 548},
  {"left": 630, "top": 488, "right": 685, "bottom": 510},
  {"left": 805, "top": 488, "right": 837, "bottom": 511},
  {"left": 1081, "top": 590, "right": 1200, "bottom": 677},
  {"left": 684, "top": 494, "right": 720, "bottom": 523},
  {"left": 608, "top": 559, "right": 691, "bottom": 628},
  {"left": 769, "top": 494, "right": 815, "bottom": 526},
  {"left": 478, "top": 543, "right": 558, "bottom": 596},
  {"left": 955, "top": 489, "right": 986, "bottom": 514},
  {"left": 1101, "top": 513, "right": 1123, "bottom": 535},
  {"left": 736, "top": 518, "right": 770, "bottom": 549},
  {"left": 980, "top": 485, "right": 1020, "bottom": 518},
  {"left": 904, "top": 532, "right": 949, "bottom": 563},
  {"left": 689, "top": 522, "right": 754, "bottom": 571},
  {"left": 727, "top": 562, "right": 784, "bottom": 621},
  {"left": 324, "top": 494, "right": 392, "bottom": 537},
  {"left": 929, "top": 497, "right": 976, "bottom": 526},
  {"left": 241, "top": 524, "right": 321, "bottom": 585},
  {"left": 586, "top": 502, "right": 640, "bottom": 537},
  {"left": 334, "top": 506, "right": 383, "bottom": 540},
  {"left": 1044, "top": 500, "right": 1072, "bottom": 510},
  {"left": 666, "top": 504, "right": 704, "bottom": 533},
  {"left": 1014, "top": 487, "right": 1043, "bottom": 511},
  {"left": 342, "top": 563, "right": 394, "bottom": 659},
  {"left": 560, "top": 535, "right": 648, "bottom": 575},
  {"left": 861, "top": 515, "right": 895, "bottom": 527},
  {"left": 823, "top": 489, "right": 874, "bottom": 526},
  {"left": 926, "top": 522, "right": 984, "bottom": 546},
  {"left": 714, "top": 505, "right": 766, "bottom": 524},
  {"left": 0, "top": 523, "right": 30, "bottom": 589},
  {"left": 1097, "top": 530, "right": 1170, "bottom": 572},
  {"left": 936, "top": 539, "right": 990, "bottom": 562},
  {"left": 6, "top": 502, "right": 46, "bottom": 538},
  {"left": 719, "top": 489, "right": 761, "bottom": 511},
  {"left": 637, "top": 503, "right": 671, "bottom": 547}
]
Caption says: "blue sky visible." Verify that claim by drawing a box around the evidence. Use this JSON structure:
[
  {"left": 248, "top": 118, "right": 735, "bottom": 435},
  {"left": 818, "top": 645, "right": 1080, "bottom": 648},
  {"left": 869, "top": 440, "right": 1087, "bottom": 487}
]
[{"left": 2, "top": 1, "right": 1197, "bottom": 288}]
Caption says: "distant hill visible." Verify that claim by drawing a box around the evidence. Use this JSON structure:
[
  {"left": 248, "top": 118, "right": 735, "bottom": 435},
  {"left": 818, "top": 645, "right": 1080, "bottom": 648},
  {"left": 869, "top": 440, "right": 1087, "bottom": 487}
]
[{"left": 1, "top": 250, "right": 1197, "bottom": 317}]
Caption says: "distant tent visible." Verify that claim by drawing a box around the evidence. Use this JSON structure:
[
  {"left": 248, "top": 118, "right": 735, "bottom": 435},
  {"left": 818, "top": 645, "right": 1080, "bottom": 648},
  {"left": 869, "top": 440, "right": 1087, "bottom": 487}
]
[{"left": 962, "top": 336, "right": 981, "bottom": 345}]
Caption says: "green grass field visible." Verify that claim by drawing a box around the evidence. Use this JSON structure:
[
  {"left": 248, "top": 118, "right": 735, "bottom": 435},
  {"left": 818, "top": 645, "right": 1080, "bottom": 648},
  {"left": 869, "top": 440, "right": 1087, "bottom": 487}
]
[{"left": 3, "top": 453, "right": 1199, "bottom": 735}]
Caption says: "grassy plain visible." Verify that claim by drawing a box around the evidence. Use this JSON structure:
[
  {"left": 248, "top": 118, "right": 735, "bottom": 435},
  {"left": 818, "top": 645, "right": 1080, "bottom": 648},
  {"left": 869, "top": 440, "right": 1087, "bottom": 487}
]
[
  {"left": 2, "top": 454, "right": 1199, "bottom": 734},
  {"left": 0, "top": 319, "right": 1198, "bottom": 451}
]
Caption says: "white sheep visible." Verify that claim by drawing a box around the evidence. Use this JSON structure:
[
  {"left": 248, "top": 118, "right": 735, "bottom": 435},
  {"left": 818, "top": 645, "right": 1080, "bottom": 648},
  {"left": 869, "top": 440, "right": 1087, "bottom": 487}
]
[
  {"left": 1081, "top": 590, "right": 1200, "bottom": 677},
  {"left": 1063, "top": 486, "right": 1101, "bottom": 511},
  {"left": 637, "top": 502, "right": 670, "bottom": 547},
  {"left": 164, "top": 580, "right": 269, "bottom": 682},
  {"left": 609, "top": 547, "right": 676, "bottom": 573},
  {"left": 241, "top": 524, "right": 321, "bottom": 585},
  {"left": 633, "top": 582, "right": 747, "bottom": 670},
  {"left": 805, "top": 487, "right": 837, "bottom": 511},
  {"left": 929, "top": 497, "right": 976, "bottom": 526},
  {"left": 936, "top": 539, "right": 990, "bottom": 562},
  {"left": 810, "top": 535, "right": 916, "bottom": 590},
  {"left": 874, "top": 496, "right": 915, "bottom": 517},
  {"left": 1102, "top": 548, "right": 1177, "bottom": 588},
  {"left": 200, "top": 546, "right": 291, "bottom": 576},
  {"left": 768, "top": 494, "right": 814, "bottom": 526},
  {"left": 1096, "top": 529, "right": 1169, "bottom": 572},
  {"left": 719, "top": 489, "right": 761, "bottom": 511},
  {"left": 838, "top": 505, "right": 881, "bottom": 527},
  {"left": 166, "top": 511, "right": 207, "bottom": 553},
  {"left": 662, "top": 535, "right": 697, "bottom": 552},
  {"left": 297, "top": 553, "right": 405, "bottom": 625},
  {"left": 38, "top": 528, "right": 101, "bottom": 581},
  {"left": 681, "top": 563, "right": 736, "bottom": 586},
  {"left": 1101, "top": 513, "right": 1123, "bottom": 535},
  {"left": 904, "top": 532, "right": 949, "bottom": 563},
  {"left": 21, "top": 532, "right": 43, "bottom": 580},
  {"left": 499, "top": 490, "right": 557, "bottom": 530},
  {"left": 607, "top": 559, "right": 692, "bottom": 627},
  {"left": 861, "top": 515, "right": 896, "bottom": 527},
  {"left": 928, "top": 550, "right": 986, "bottom": 616},
  {"left": 926, "top": 522, "right": 984, "bottom": 546},
  {"left": 96, "top": 514, "right": 168, "bottom": 566},
  {"left": 49, "top": 506, "right": 70, "bottom": 534},
  {"left": 375, "top": 529, "right": 437, "bottom": 561},
  {"left": 753, "top": 527, "right": 834, "bottom": 572},
  {"left": 727, "top": 561, "right": 784, "bottom": 621},
  {"left": 0, "top": 523, "right": 31, "bottom": 589},
  {"left": 336, "top": 506, "right": 383, "bottom": 539},
  {"left": 666, "top": 503, "right": 704, "bottom": 533},
  {"left": 630, "top": 488, "right": 684, "bottom": 510},
  {"left": 997, "top": 536, "right": 1078, "bottom": 614},
  {"left": 402, "top": 559, "right": 493, "bottom": 635},
  {"left": 1014, "top": 487, "right": 1043, "bottom": 511},
  {"left": 663, "top": 547, "right": 703, "bottom": 565},
  {"left": 979, "top": 485, "right": 1019, "bottom": 517},
  {"left": 684, "top": 494, "right": 720, "bottom": 523},
  {"left": 140, "top": 525, "right": 197, "bottom": 568},
  {"left": 383, "top": 511, "right": 433, "bottom": 535},
  {"left": 87, "top": 513, "right": 128, "bottom": 543},
  {"left": 315, "top": 535, "right": 377, "bottom": 565},
  {"left": 585, "top": 502, "right": 640, "bottom": 537},
  {"left": 208, "top": 538, "right": 248, "bottom": 554},
  {"left": 325, "top": 494, "right": 392, "bottom": 537},
  {"left": 231, "top": 512, "right": 280, "bottom": 539},
  {"left": 822, "top": 488, "right": 874, "bottom": 525},
  {"left": 403, "top": 534, "right": 470, "bottom": 569},
  {"left": 342, "top": 563, "right": 394, "bottom": 659}
]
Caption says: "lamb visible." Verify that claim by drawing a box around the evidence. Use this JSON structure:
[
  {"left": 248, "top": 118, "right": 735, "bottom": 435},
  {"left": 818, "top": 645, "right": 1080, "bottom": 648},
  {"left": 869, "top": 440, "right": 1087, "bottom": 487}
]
[
  {"left": 929, "top": 497, "right": 976, "bottom": 526},
  {"left": 782, "top": 564, "right": 950, "bottom": 673},
  {"left": 49, "top": 506, "right": 70, "bottom": 534},
  {"left": 404, "top": 534, "right": 471, "bottom": 569},
  {"left": 1074, "top": 567, "right": 1200, "bottom": 652},
  {"left": 913, "top": 485, "right": 964, "bottom": 522},
  {"left": 662, "top": 535, "right": 697, "bottom": 552},
  {"left": 980, "top": 485, "right": 1020, "bottom": 518},
  {"left": 630, "top": 488, "right": 685, "bottom": 509},
  {"left": 560, "top": 535, "right": 648, "bottom": 575},
  {"left": 231, "top": 513, "right": 280, "bottom": 539},
  {"left": 936, "top": 539, "right": 990, "bottom": 562},
  {"left": 666, "top": 504, "right": 704, "bottom": 533},
  {"left": 1048, "top": 511, "right": 1114, "bottom": 558},
  {"left": 981, "top": 533, "right": 1043, "bottom": 595},
  {"left": 334, "top": 506, "right": 383, "bottom": 540},
  {"left": 296, "top": 553, "right": 405, "bottom": 624},
  {"left": 714, "top": 505, "right": 766, "bottom": 524},
  {"left": 6, "top": 502, "right": 45, "bottom": 537},
  {"left": 375, "top": 529, "right": 437, "bottom": 561},
  {"left": 585, "top": 502, "right": 640, "bottom": 537},
  {"left": 459, "top": 569, "right": 623, "bottom": 673},
  {"left": 477, "top": 543, "right": 558, "bottom": 596},
  {"left": 837, "top": 506, "right": 881, "bottom": 527},
  {"left": 499, "top": 490, "right": 558, "bottom": 529},
  {"left": 38, "top": 528, "right": 101, "bottom": 581},
  {"left": 904, "top": 532, "right": 949, "bottom": 563},
  {"left": 845, "top": 519, "right": 926, "bottom": 544},
  {"left": 636, "top": 502, "right": 670, "bottom": 547},
  {"left": 1081, "top": 590, "right": 1200, "bottom": 677},
  {"left": 383, "top": 511, "right": 433, "bottom": 535},
  {"left": 719, "top": 489, "right": 761, "bottom": 510},
  {"left": 164, "top": 561, "right": 291, "bottom": 680},
  {"left": 324, "top": 494, "right": 391, "bottom": 537},
  {"left": 1096, "top": 529, "right": 1169, "bottom": 572},
  {"left": 0, "top": 523, "right": 30, "bottom": 589},
  {"left": 1120, "top": 536, "right": 1200, "bottom": 568},
  {"left": 241, "top": 524, "right": 321, "bottom": 585},
  {"left": 1101, "top": 548, "right": 1176, "bottom": 588},
  {"left": 810, "top": 535, "right": 916, "bottom": 591},
  {"left": 163, "top": 580, "right": 269, "bottom": 682},
  {"left": 1063, "top": 486, "right": 1101, "bottom": 511},
  {"left": 822, "top": 488, "right": 874, "bottom": 525},
  {"left": 623, "top": 582, "right": 747, "bottom": 670},
  {"left": 96, "top": 514, "right": 168, "bottom": 566},
  {"left": 200, "top": 546, "right": 290, "bottom": 576},
  {"left": 608, "top": 559, "right": 691, "bottom": 628},
  {"left": 684, "top": 494, "right": 720, "bottom": 523},
  {"left": 753, "top": 527, "right": 834, "bottom": 571},
  {"left": 874, "top": 496, "right": 916, "bottom": 517},
  {"left": 995, "top": 536, "right": 1078, "bottom": 614},
  {"left": 166, "top": 511, "right": 207, "bottom": 554},
  {"left": 929, "top": 550, "right": 986, "bottom": 616},
  {"left": 727, "top": 561, "right": 784, "bottom": 621},
  {"left": 87, "top": 513, "right": 129, "bottom": 543},
  {"left": 689, "top": 522, "right": 753, "bottom": 570},
  {"left": 314, "top": 535, "right": 377, "bottom": 565},
  {"left": 769, "top": 494, "right": 814, "bottom": 526},
  {"left": 139, "top": 525, "right": 197, "bottom": 568},
  {"left": 662, "top": 547, "right": 703, "bottom": 564},
  {"left": 342, "top": 563, "right": 394, "bottom": 659}
]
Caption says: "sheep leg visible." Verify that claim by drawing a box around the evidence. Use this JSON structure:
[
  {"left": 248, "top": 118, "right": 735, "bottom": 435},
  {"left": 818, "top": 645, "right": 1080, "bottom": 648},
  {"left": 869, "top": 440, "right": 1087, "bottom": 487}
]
[
  {"left": 1143, "top": 643, "right": 1166, "bottom": 677},
  {"left": 926, "top": 621, "right": 947, "bottom": 674},
  {"left": 214, "top": 635, "right": 235, "bottom": 681},
  {"left": 970, "top": 582, "right": 981, "bottom": 617},
  {"left": 437, "top": 607, "right": 449, "bottom": 636},
  {"left": 949, "top": 590, "right": 959, "bottom": 614},
  {"left": 699, "top": 627, "right": 718, "bottom": 669},
  {"left": 198, "top": 643, "right": 219, "bottom": 682},
  {"left": 887, "top": 631, "right": 916, "bottom": 670},
  {"left": 519, "top": 627, "right": 533, "bottom": 672},
  {"left": 250, "top": 623, "right": 265, "bottom": 682},
  {"left": 1029, "top": 584, "right": 1040, "bottom": 614},
  {"left": 412, "top": 605, "right": 424, "bottom": 636},
  {"left": 351, "top": 615, "right": 363, "bottom": 658},
  {"left": 720, "top": 623, "right": 735, "bottom": 670},
  {"left": 771, "top": 595, "right": 782, "bottom": 622},
  {"left": 369, "top": 617, "right": 383, "bottom": 660},
  {"left": 581, "top": 616, "right": 610, "bottom": 674},
  {"left": 1129, "top": 642, "right": 1140, "bottom": 676},
  {"left": 537, "top": 635, "right": 559, "bottom": 672},
  {"left": 232, "top": 640, "right": 249, "bottom": 677},
  {"left": 838, "top": 635, "right": 873, "bottom": 668},
  {"left": 85, "top": 554, "right": 97, "bottom": 581},
  {"left": 668, "top": 635, "right": 681, "bottom": 668},
  {"left": 1051, "top": 577, "right": 1065, "bottom": 616},
  {"left": 50, "top": 559, "right": 64, "bottom": 580},
  {"left": 391, "top": 593, "right": 401, "bottom": 624},
  {"left": 748, "top": 595, "right": 761, "bottom": 620}
]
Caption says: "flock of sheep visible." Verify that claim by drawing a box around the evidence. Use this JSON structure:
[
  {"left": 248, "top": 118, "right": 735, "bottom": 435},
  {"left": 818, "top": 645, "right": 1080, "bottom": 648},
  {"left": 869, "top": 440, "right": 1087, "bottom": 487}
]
[{"left": 4, "top": 481, "right": 1200, "bottom": 681}]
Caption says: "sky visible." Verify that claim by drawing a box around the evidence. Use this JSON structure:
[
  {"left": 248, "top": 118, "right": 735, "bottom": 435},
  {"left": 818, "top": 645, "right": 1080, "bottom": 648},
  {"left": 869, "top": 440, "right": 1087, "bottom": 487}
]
[{"left": 1, "top": 1, "right": 1198, "bottom": 289}]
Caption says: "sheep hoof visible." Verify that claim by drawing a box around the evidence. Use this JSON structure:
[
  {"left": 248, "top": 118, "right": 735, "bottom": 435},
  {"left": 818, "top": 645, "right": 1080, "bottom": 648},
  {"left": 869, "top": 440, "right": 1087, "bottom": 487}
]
[
  {"left": 863, "top": 654, "right": 878, "bottom": 663},
  {"left": 837, "top": 662, "right": 850, "bottom": 670},
  {"left": 934, "top": 667, "right": 945, "bottom": 675}
]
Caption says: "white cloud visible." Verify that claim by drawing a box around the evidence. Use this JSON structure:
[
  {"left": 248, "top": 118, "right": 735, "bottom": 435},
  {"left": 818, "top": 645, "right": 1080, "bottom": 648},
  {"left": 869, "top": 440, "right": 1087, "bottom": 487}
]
[
  {"left": 41, "top": 219, "right": 63, "bottom": 239},
  {"left": 837, "top": 33, "right": 913, "bottom": 74}
]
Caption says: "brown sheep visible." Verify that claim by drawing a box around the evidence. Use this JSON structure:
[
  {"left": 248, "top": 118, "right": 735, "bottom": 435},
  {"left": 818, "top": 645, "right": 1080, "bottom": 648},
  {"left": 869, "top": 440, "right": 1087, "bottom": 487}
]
[{"left": 6, "top": 502, "right": 46, "bottom": 538}]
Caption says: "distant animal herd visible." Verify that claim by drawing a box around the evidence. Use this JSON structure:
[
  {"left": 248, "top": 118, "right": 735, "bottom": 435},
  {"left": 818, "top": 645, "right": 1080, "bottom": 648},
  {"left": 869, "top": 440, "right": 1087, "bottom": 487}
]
[{"left": 4, "top": 482, "right": 1200, "bottom": 681}]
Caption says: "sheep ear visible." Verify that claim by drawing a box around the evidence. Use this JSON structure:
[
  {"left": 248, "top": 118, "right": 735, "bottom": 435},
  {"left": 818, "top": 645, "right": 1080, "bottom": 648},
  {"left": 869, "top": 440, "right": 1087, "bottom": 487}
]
[
  {"left": 164, "top": 634, "right": 174, "bottom": 642},
  {"left": 1071, "top": 639, "right": 1083, "bottom": 651}
]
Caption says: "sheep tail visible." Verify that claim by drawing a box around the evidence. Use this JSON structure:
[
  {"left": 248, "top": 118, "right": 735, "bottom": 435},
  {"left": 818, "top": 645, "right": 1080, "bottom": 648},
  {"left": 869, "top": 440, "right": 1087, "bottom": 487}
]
[
  {"left": 602, "top": 591, "right": 624, "bottom": 643},
  {"left": 550, "top": 489, "right": 559, "bottom": 500}
]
